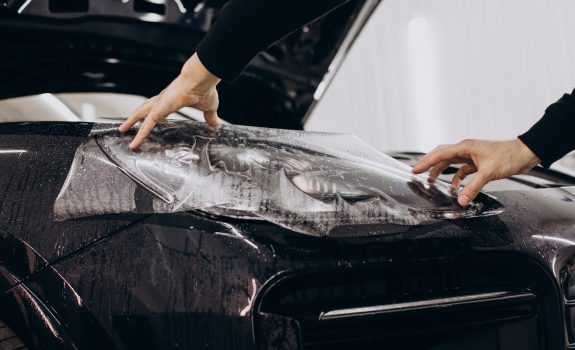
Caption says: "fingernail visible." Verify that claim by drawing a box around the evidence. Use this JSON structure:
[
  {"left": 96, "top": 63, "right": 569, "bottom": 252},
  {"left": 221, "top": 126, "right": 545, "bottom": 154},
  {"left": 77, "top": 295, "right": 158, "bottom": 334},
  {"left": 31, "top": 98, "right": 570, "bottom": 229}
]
[{"left": 458, "top": 195, "right": 470, "bottom": 206}]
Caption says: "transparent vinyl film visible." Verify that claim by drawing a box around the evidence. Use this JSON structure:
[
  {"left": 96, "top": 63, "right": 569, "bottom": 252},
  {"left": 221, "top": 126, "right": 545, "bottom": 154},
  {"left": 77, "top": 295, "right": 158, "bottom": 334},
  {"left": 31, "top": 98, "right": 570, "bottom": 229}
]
[{"left": 54, "top": 121, "right": 502, "bottom": 236}]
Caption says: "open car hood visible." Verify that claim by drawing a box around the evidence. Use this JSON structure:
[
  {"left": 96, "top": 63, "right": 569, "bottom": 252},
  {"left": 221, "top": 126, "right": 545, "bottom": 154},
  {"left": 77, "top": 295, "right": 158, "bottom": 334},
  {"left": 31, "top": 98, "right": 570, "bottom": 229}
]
[
  {"left": 54, "top": 121, "right": 502, "bottom": 236},
  {"left": 0, "top": 0, "right": 380, "bottom": 127}
]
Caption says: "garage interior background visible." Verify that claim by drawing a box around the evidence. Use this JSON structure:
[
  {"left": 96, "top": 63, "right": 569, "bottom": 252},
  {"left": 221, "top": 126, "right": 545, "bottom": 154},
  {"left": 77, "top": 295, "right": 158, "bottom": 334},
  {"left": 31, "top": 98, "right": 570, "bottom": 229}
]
[{"left": 306, "top": 0, "right": 575, "bottom": 153}]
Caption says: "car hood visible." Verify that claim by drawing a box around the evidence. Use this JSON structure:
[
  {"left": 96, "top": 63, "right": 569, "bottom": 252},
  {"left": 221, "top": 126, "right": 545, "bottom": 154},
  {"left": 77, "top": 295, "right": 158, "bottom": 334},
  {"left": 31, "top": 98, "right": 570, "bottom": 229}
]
[
  {"left": 1, "top": 121, "right": 574, "bottom": 275},
  {"left": 0, "top": 0, "right": 380, "bottom": 127},
  {"left": 1, "top": 121, "right": 575, "bottom": 350}
]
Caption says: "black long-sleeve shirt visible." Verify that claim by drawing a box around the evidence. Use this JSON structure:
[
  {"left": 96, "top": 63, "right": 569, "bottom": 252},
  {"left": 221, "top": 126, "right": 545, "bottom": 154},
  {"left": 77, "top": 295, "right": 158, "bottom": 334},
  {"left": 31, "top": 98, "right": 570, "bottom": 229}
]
[
  {"left": 196, "top": 0, "right": 349, "bottom": 82},
  {"left": 196, "top": 0, "right": 575, "bottom": 168},
  {"left": 518, "top": 90, "right": 575, "bottom": 167}
]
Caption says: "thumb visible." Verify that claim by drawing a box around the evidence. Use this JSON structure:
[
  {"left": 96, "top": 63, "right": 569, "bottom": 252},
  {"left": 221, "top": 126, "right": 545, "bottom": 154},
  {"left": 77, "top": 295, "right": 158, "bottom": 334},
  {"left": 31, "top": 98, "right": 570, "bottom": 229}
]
[
  {"left": 203, "top": 110, "right": 220, "bottom": 127},
  {"left": 458, "top": 172, "right": 490, "bottom": 206}
]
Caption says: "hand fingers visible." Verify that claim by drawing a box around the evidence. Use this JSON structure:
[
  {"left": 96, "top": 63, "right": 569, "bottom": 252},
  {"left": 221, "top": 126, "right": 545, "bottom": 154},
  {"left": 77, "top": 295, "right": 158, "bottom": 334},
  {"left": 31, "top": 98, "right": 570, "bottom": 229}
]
[
  {"left": 412, "top": 142, "right": 471, "bottom": 174},
  {"left": 122, "top": 75, "right": 219, "bottom": 149},
  {"left": 203, "top": 110, "right": 220, "bottom": 127},
  {"left": 428, "top": 161, "right": 451, "bottom": 182},
  {"left": 129, "top": 94, "right": 182, "bottom": 149},
  {"left": 412, "top": 145, "right": 448, "bottom": 173},
  {"left": 129, "top": 115, "right": 159, "bottom": 149},
  {"left": 119, "top": 97, "right": 156, "bottom": 132},
  {"left": 458, "top": 172, "right": 490, "bottom": 206},
  {"left": 451, "top": 163, "right": 477, "bottom": 189}
]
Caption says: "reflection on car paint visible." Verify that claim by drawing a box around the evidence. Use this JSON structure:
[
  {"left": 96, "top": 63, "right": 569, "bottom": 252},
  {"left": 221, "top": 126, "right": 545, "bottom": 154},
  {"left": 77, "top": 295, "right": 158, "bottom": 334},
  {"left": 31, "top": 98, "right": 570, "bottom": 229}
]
[{"left": 54, "top": 121, "right": 502, "bottom": 236}]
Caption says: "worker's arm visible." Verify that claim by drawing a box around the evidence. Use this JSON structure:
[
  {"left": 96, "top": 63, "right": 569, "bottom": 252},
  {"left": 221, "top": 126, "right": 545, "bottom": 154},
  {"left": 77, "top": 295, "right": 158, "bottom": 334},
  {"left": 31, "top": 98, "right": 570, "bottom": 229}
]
[
  {"left": 197, "top": 0, "right": 350, "bottom": 82},
  {"left": 518, "top": 89, "right": 575, "bottom": 168},
  {"left": 121, "top": 0, "right": 349, "bottom": 148},
  {"left": 413, "top": 89, "right": 575, "bottom": 206}
]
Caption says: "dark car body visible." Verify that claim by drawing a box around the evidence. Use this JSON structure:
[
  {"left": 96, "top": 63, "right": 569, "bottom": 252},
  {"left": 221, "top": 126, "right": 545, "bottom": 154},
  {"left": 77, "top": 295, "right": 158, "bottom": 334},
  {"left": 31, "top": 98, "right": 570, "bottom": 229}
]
[{"left": 2, "top": 1, "right": 575, "bottom": 350}]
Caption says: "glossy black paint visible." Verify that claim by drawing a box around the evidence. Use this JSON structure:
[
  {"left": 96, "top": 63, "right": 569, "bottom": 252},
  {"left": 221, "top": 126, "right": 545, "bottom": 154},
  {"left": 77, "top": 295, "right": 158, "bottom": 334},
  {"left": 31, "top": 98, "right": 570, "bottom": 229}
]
[
  {"left": 1, "top": 122, "right": 575, "bottom": 349},
  {"left": 1, "top": 1, "right": 575, "bottom": 348}
]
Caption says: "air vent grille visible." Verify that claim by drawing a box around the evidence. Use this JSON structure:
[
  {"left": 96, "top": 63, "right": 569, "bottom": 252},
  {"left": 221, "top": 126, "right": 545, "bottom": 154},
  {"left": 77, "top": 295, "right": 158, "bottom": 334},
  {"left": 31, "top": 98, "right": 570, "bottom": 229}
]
[{"left": 255, "top": 255, "right": 555, "bottom": 350}]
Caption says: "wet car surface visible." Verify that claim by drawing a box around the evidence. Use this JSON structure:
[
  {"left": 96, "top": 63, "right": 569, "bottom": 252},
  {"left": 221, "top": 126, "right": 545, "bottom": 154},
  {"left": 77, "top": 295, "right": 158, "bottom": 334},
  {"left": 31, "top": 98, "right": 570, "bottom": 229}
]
[
  {"left": 2, "top": 1, "right": 575, "bottom": 349},
  {"left": 3, "top": 112, "right": 575, "bottom": 350}
]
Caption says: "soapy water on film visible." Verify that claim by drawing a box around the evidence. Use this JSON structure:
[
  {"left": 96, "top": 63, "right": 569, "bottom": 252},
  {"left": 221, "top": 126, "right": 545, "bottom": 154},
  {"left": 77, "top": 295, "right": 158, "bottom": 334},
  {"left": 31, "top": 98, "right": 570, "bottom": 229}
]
[{"left": 53, "top": 121, "right": 502, "bottom": 236}]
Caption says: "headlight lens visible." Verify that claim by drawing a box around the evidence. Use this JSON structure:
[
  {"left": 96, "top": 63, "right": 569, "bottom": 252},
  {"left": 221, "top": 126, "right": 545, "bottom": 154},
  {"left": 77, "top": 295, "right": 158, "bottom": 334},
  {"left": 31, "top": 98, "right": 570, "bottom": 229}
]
[{"left": 55, "top": 121, "right": 502, "bottom": 236}]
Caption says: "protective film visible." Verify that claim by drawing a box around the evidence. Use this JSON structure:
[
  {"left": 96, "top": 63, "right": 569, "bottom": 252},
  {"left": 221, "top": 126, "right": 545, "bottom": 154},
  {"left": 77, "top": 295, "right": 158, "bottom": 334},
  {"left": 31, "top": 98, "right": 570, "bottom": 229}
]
[{"left": 54, "top": 121, "right": 502, "bottom": 236}]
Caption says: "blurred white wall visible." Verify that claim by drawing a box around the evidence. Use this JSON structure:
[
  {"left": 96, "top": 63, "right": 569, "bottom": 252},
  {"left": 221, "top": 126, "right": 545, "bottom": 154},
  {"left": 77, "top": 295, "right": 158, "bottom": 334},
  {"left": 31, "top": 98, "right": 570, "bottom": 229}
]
[{"left": 305, "top": 0, "right": 575, "bottom": 152}]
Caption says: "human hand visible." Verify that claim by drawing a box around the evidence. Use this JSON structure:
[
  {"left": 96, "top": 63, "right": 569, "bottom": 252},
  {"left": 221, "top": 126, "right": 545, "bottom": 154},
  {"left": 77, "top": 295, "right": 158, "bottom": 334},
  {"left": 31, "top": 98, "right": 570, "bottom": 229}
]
[
  {"left": 412, "top": 139, "right": 541, "bottom": 206},
  {"left": 119, "top": 53, "right": 221, "bottom": 149}
]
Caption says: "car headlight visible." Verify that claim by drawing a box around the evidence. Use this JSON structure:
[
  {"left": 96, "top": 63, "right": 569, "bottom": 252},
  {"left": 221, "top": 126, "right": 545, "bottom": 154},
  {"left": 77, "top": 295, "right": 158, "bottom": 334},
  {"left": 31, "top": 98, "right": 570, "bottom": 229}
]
[{"left": 54, "top": 121, "right": 502, "bottom": 236}]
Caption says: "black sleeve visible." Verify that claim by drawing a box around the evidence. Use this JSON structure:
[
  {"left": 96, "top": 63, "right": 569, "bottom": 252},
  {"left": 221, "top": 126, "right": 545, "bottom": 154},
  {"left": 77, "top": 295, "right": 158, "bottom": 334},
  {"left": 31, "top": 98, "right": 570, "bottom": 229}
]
[
  {"left": 196, "top": 0, "right": 349, "bottom": 82},
  {"left": 518, "top": 88, "right": 575, "bottom": 168}
]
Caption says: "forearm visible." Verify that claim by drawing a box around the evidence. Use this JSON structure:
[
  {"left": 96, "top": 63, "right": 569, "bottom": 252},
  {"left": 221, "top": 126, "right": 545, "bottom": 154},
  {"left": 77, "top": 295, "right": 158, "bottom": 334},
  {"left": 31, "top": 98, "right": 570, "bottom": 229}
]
[
  {"left": 519, "top": 88, "right": 575, "bottom": 167},
  {"left": 196, "top": 0, "right": 349, "bottom": 81}
]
